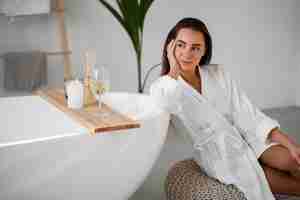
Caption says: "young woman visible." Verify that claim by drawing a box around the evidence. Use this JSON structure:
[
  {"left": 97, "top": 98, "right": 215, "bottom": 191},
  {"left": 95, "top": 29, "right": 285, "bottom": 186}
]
[{"left": 150, "top": 17, "right": 300, "bottom": 199}]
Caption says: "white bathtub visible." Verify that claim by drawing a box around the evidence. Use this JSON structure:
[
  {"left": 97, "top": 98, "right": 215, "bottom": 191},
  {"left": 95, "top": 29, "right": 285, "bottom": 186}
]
[{"left": 0, "top": 92, "right": 170, "bottom": 200}]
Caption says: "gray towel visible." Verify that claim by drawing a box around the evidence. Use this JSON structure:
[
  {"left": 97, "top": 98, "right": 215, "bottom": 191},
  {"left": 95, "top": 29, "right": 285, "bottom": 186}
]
[{"left": 4, "top": 51, "right": 47, "bottom": 91}]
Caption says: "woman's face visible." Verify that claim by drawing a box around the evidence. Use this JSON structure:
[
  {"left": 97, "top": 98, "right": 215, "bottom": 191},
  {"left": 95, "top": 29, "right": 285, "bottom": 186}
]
[{"left": 174, "top": 28, "right": 206, "bottom": 73}]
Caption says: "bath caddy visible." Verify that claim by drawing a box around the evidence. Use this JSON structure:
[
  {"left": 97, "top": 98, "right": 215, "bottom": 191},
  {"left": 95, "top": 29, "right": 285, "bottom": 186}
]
[{"left": 35, "top": 89, "right": 140, "bottom": 134}]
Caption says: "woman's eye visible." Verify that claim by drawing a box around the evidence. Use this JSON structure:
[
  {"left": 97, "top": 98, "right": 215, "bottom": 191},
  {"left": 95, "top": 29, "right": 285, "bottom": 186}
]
[
  {"left": 176, "top": 43, "right": 184, "bottom": 48},
  {"left": 192, "top": 47, "right": 201, "bottom": 52}
]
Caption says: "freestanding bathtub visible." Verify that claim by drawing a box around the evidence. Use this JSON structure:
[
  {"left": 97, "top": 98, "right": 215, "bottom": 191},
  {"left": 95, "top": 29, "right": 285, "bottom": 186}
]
[{"left": 0, "top": 92, "right": 170, "bottom": 200}]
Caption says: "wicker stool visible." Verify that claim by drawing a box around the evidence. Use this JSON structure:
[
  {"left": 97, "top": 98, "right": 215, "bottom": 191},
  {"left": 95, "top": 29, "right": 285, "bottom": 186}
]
[
  {"left": 165, "top": 159, "right": 247, "bottom": 200},
  {"left": 165, "top": 159, "right": 300, "bottom": 200}
]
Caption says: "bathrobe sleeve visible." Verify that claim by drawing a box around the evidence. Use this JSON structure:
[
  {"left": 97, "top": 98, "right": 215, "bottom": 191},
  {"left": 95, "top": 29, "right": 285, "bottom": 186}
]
[
  {"left": 149, "top": 75, "right": 183, "bottom": 115},
  {"left": 218, "top": 66, "right": 280, "bottom": 145}
]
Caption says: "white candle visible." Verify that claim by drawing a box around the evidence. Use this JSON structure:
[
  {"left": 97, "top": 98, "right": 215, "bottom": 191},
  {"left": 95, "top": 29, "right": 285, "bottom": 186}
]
[{"left": 65, "top": 80, "right": 84, "bottom": 109}]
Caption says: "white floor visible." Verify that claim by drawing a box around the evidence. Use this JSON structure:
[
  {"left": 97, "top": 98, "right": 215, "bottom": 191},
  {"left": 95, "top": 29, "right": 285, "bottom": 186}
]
[{"left": 130, "top": 106, "right": 300, "bottom": 200}]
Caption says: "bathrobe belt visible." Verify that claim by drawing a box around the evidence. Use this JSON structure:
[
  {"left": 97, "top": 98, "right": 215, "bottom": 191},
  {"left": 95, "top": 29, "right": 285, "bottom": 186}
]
[{"left": 179, "top": 89, "right": 247, "bottom": 156}]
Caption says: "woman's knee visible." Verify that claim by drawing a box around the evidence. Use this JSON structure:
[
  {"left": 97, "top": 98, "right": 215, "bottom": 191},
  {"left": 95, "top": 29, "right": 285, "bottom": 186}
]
[{"left": 283, "top": 156, "right": 299, "bottom": 173}]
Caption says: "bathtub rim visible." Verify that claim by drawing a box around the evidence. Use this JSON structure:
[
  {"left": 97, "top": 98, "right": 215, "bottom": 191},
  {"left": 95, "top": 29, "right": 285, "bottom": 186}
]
[{"left": 0, "top": 92, "right": 169, "bottom": 149}]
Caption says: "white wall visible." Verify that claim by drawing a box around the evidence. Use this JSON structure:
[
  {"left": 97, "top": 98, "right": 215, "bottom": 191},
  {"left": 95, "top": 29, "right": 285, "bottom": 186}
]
[
  {"left": 297, "top": 55, "right": 300, "bottom": 106},
  {"left": 296, "top": 1, "right": 300, "bottom": 106},
  {"left": 296, "top": 50, "right": 300, "bottom": 106},
  {"left": 0, "top": 0, "right": 298, "bottom": 109},
  {"left": 64, "top": 0, "right": 298, "bottom": 109}
]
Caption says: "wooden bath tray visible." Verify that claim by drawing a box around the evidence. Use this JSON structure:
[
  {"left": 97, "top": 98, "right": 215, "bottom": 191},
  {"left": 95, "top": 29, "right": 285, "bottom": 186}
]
[{"left": 34, "top": 89, "right": 140, "bottom": 135}]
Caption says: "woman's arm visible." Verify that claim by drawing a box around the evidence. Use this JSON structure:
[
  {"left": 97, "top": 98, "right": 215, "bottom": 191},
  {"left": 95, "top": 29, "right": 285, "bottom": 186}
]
[
  {"left": 218, "top": 66, "right": 280, "bottom": 146},
  {"left": 149, "top": 39, "right": 184, "bottom": 114},
  {"left": 269, "top": 128, "right": 300, "bottom": 165},
  {"left": 150, "top": 75, "right": 183, "bottom": 114},
  {"left": 221, "top": 68, "right": 300, "bottom": 165}
]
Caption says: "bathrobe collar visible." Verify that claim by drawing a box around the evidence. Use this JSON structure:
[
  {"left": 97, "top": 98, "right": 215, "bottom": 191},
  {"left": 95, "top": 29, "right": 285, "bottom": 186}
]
[{"left": 178, "top": 65, "right": 208, "bottom": 101}]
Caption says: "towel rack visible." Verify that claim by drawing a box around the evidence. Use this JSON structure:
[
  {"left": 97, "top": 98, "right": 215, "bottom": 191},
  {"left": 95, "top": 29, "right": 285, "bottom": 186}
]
[
  {"left": 0, "top": 51, "right": 72, "bottom": 59},
  {"left": 46, "top": 51, "right": 72, "bottom": 56},
  {"left": 0, "top": 0, "right": 73, "bottom": 81},
  {"left": 55, "top": 0, "right": 72, "bottom": 81}
]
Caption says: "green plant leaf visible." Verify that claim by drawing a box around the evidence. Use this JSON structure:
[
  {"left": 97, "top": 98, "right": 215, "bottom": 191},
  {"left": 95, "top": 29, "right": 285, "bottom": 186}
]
[
  {"left": 98, "top": 0, "right": 124, "bottom": 28},
  {"left": 140, "top": 0, "right": 154, "bottom": 29},
  {"left": 119, "top": 0, "right": 141, "bottom": 53},
  {"left": 98, "top": 0, "right": 140, "bottom": 56},
  {"left": 98, "top": 0, "right": 154, "bottom": 92},
  {"left": 116, "top": 0, "right": 125, "bottom": 17}
]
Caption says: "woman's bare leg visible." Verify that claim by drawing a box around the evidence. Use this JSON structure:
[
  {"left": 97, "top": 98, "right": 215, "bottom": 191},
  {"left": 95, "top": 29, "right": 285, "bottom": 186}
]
[
  {"left": 260, "top": 164, "right": 300, "bottom": 195},
  {"left": 259, "top": 145, "right": 300, "bottom": 195}
]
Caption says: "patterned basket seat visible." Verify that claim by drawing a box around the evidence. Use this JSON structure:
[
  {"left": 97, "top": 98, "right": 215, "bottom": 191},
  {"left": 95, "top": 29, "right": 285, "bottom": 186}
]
[{"left": 165, "top": 159, "right": 300, "bottom": 200}]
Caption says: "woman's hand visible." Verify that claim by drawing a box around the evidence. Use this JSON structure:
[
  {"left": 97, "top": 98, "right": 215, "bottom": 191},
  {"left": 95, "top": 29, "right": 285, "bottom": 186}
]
[
  {"left": 269, "top": 129, "right": 300, "bottom": 166},
  {"left": 288, "top": 144, "right": 300, "bottom": 166},
  {"left": 167, "top": 40, "right": 182, "bottom": 79}
]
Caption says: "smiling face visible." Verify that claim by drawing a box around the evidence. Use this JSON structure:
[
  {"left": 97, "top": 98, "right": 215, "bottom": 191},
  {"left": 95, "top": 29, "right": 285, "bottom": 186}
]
[{"left": 174, "top": 28, "right": 206, "bottom": 74}]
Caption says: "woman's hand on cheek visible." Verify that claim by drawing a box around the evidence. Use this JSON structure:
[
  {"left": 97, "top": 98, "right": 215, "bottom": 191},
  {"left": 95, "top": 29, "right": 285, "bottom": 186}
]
[{"left": 167, "top": 40, "right": 182, "bottom": 79}]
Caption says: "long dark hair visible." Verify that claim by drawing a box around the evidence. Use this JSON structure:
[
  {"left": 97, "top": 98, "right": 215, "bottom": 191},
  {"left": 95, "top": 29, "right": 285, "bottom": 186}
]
[{"left": 161, "top": 17, "right": 212, "bottom": 75}]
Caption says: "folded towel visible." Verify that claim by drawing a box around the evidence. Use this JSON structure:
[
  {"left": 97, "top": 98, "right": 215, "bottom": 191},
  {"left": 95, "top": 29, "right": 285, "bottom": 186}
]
[{"left": 4, "top": 51, "right": 47, "bottom": 91}]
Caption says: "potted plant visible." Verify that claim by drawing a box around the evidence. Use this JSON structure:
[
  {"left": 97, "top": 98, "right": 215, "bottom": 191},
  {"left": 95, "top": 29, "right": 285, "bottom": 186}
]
[{"left": 98, "top": 0, "right": 155, "bottom": 93}]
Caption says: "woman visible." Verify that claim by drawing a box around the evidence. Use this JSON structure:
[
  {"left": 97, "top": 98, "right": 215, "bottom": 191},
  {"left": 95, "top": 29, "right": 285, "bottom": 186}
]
[{"left": 150, "top": 17, "right": 300, "bottom": 199}]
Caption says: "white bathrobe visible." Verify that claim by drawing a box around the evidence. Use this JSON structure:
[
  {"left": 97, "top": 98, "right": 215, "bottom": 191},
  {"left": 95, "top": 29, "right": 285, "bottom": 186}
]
[{"left": 150, "top": 64, "right": 280, "bottom": 200}]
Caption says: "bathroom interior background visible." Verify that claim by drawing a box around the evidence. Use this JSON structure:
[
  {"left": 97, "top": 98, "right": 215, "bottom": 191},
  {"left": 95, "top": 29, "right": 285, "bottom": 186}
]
[{"left": 0, "top": 0, "right": 299, "bottom": 108}]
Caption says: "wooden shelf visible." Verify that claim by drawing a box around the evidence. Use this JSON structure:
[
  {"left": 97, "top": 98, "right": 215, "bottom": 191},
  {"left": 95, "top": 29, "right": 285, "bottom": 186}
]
[{"left": 34, "top": 89, "right": 140, "bottom": 135}]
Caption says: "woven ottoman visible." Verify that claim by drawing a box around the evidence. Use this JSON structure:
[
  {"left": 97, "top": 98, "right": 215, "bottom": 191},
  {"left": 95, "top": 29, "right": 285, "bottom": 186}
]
[{"left": 165, "top": 159, "right": 300, "bottom": 200}]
